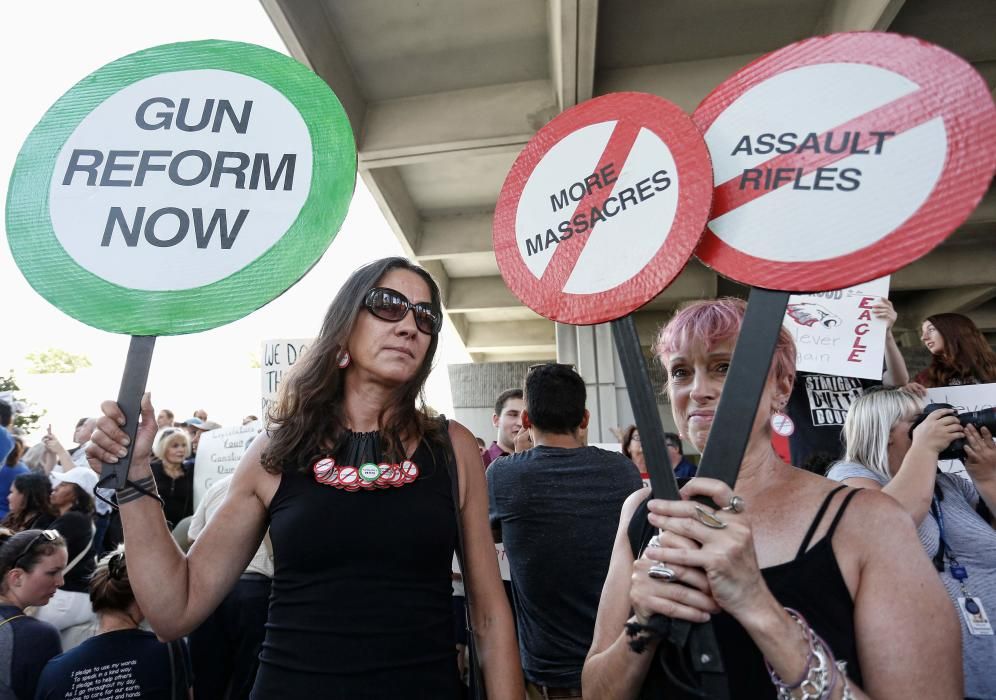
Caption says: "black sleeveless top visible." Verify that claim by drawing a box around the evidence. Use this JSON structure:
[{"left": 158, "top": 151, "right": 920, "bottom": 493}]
[
  {"left": 251, "top": 437, "right": 461, "bottom": 699},
  {"left": 627, "top": 485, "right": 864, "bottom": 699}
]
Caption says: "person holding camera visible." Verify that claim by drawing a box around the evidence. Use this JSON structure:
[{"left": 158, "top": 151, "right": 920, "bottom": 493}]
[{"left": 828, "top": 387, "right": 996, "bottom": 699}]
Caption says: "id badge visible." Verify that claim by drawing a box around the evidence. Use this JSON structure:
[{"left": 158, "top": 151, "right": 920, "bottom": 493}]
[{"left": 958, "top": 597, "right": 994, "bottom": 636}]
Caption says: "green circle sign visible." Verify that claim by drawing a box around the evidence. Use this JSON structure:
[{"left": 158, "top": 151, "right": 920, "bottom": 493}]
[{"left": 6, "top": 40, "right": 356, "bottom": 335}]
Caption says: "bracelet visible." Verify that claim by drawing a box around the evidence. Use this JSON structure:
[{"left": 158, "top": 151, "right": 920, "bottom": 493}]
[
  {"left": 624, "top": 616, "right": 654, "bottom": 654},
  {"left": 766, "top": 608, "right": 835, "bottom": 700},
  {"left": 835, "top": 660, "right": 854, "bottom": 700},
  {"left": 117, "top": 476, "right": 162, "bottom": 505}
]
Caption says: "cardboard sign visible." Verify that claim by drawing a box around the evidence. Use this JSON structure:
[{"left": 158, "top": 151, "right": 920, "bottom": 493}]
[
  {"left": 6, "top": 40, "right": 356, "bottom": 335},
  {"left": 692, "top": 32, "right": 996, "bottom": 292},
  {"left": 493, "top": 92, "right": 712, "bottom": 324},
  {"left": 192, "top": 422, "right": 258, "bottom": 508},
  {"left": 925, "top": 383, "right": 996, "bottom": 476},
  {"left": 783, "top": 276, "right": 890, "bottom": 379},
  {"left": 260, "top": 338, "right": 312, "bottom": 420}
]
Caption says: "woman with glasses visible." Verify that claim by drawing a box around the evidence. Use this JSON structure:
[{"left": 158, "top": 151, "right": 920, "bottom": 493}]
[
  {"left": 88, "top": 257, "right": 522, "bottom": 698},
  {"left": 0, "top": 528, "right": 65, "bottom": 699},
  {"left": 827, "top": 387, "right": 996, "bottom": 699},
  {"left": 2, "top": 472, "right": 57, "bottom": 533},
  {"left": 583, "top": 298, "right": 960, "bottom": 699},
  {"left": 36, "top": 547, "right": 193, "bottom": 700},
  {"left": 621, "top": 426, "right": 647, "bottom": 480}
]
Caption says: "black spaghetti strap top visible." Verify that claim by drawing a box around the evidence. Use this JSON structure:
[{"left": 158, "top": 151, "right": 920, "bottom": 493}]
[
  {"left": 627, "top": 485, "right": 864, "bottom": 699},
  {"left": 252, "top": 437, "right": 461, "bottom": 699}
]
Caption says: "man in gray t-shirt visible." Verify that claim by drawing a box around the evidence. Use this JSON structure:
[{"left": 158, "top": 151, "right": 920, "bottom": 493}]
[{"left": 487, "top": 364, "right": 643, "bottom": 697}]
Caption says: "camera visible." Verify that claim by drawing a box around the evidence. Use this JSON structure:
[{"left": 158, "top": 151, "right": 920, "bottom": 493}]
[{"left": 908, "top": 402, "right": 996, "bottom": 461}]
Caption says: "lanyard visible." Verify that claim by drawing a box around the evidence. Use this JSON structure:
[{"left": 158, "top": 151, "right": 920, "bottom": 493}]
[{"left": 930, "top": 495, "right": 970, "bottom": 584}]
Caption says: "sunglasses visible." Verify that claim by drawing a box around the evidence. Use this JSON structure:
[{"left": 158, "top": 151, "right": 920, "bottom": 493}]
[
  {"left": 363, "top": 287, "right": 442, "bottom": 335},
  {"left": 13, "top": 530, "right": 59, "bottom": 569}
]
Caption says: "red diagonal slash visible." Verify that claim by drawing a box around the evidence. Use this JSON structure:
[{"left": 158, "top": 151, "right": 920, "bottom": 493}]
[
  {"left": 711, "top": 87, "right": 941, "bottom": 219},
  {"left": 539, "top": 119, "right": 642, "bottom": 291}
]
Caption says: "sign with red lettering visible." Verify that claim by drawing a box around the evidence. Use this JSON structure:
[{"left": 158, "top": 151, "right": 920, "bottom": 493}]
[
  {"left": 692, "top": 32, "right": 996, "bottom": 292},
  {"left": 782, "top": 275, "right": 890, "bottom": 380},
  {"left": 493, "top": 92, "right": 712, "bottom": 324}
]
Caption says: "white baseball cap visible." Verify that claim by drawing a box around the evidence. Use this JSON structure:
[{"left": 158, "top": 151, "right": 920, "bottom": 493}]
[{"left": 51, "top": 467, "right": 99, "bottom": 493}]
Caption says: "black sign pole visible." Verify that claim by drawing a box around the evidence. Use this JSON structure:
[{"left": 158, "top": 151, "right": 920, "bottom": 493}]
[
  {"left": 99, "top": 335, "right": 156, "bottom": 490},
  {"left": 693, "top": 287, "right": 791, "bottom": 488},
  {"left": 611, "top": 315, "right": 727, "bottom": 698},
  {"left": 610, "top": 315, "right": 680, "bottom": 502}
]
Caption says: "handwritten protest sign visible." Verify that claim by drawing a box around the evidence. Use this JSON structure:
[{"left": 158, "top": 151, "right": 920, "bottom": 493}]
[
  {"left": 260, "top": 338, "right": 312, "bottom": 420},
  {"left": 782, "top": 276, "right": 890, "bottom": 379},
  {"left": 192, "top": 422, "right": 259, "bottom": 508}
]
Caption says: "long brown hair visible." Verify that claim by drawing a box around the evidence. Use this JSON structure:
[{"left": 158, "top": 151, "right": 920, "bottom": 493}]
[
  {"left": 261, "top": 257, "right": 444, "bottom": 474},
  {"left": 921, "top": 313, "right": 996, "bottom": 387},
  {"left": 1, "top": 473, "right": 57, "bottom": 532}
]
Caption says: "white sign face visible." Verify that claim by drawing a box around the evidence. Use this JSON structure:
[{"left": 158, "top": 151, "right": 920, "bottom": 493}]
[
  {"left": 514, "top": 122, "right": 680, "bottom": 294},
  {"left": 925, "top": 383, "right": 996, "bottom": 476},
  {"left": 49, "top": 70, "right": 313, "bottom": 291},
  {"left": 261, "top": 338, "right": 313, "bottom": 420},
  {"left": 704, "top": 63, "right": 945, "bottom": 263},
  {"left": 192, "top": 422, "right": 259, "bottom": 508},
  {"left": 494, "top": 92, "right": 711, "bottom": 326},
  {"left": 782, "top": 276, "right": 891, "bottom": 380}
]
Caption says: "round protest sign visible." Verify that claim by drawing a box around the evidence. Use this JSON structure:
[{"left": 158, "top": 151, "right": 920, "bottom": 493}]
[
  {"left": 493, "top": 92, "right": 712, "bottom": 325},
  {"left": 6, "top": 40, "right": 356, "bottom": 335},
  {"left": 692, "top": 32, "right": 996, "bottom": 292}
]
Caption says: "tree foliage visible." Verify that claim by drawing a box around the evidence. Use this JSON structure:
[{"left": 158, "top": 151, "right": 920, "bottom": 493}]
[
  {"left": 0, "top": 373, "right": 45, "bottom": 434},
  {"left": 25, "top": 348, "right": 92, "bottom": 374}
]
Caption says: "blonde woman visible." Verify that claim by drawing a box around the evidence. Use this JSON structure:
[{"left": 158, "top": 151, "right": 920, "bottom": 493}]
[
  {"left": 828, "top": 387, "right": 996, "bottom": 699},
  {"left": 150, "top": 428, "right": 194, "bottom": 529}
]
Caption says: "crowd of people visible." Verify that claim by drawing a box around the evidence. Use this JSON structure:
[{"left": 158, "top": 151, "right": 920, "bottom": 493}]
[{"left": 0, "top": 256, "right": 993, "bottom": 698}]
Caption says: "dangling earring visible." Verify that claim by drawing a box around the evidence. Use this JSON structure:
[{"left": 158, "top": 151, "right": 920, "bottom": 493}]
[
  {"left": 770, "top": 405, "right": 794, "bottom": 437},
  {"left": 337, "top": 351, "right": 351, "bottom": 369}
]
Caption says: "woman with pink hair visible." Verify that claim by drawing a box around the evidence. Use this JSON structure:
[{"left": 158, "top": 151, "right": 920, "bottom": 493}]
[{"left": 583, "top": 298, "right": 960, "bottom": 699}]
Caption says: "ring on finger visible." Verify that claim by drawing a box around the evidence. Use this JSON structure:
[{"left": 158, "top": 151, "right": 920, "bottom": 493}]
[
  {"left": 648, "top": 564, "right": 677, "bottom": 582},
  {"left": 721, "top": 495, "right": 745, "bottom": 514},
  {"left": 694, "top": 505, "right": 727, "bottom": 529}
]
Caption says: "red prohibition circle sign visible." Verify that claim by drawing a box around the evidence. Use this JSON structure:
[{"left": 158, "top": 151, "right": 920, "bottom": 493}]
[
  {"left": 692, "top": 32, "right": 996, "bottom": 292},
  {"left": 493, "top": 92, "right": 713, "bottom": 325}
]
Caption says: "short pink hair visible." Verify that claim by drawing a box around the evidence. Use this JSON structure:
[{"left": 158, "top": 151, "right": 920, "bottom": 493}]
[{"left": 654, "top": 298, "right": 796, "bottom": 386}]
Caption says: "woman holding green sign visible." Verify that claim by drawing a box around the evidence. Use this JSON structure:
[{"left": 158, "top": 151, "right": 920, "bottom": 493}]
[{"left": 88, "top": 258, "right": 522, "bottom": 698}]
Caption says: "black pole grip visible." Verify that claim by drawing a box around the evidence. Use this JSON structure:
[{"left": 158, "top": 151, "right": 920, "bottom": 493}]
[
  {"left": 99, "top": 335, "right": 156, "bottom": 490},
  {"left": 610, "top": 315, "right": 680, "bottom": 501}
]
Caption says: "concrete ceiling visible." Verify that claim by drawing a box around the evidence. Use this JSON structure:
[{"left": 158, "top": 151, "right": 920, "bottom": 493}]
[{"left": 262, "top": 0, "right": 996, "bottom": 362}]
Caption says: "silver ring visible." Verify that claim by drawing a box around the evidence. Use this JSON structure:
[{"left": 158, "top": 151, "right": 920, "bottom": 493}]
[
  {"left": 694, "top": 505, "right": 727, "bottom": 529},
  {"left": 648, "top": 564, "right": 676, "bottom": 581},
  {"left": 721, "top": 495, "right": 745, "bottom": 514}
]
